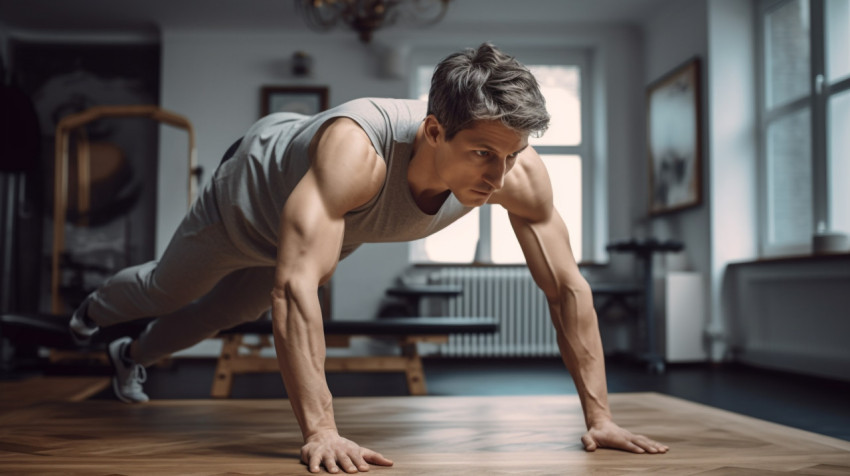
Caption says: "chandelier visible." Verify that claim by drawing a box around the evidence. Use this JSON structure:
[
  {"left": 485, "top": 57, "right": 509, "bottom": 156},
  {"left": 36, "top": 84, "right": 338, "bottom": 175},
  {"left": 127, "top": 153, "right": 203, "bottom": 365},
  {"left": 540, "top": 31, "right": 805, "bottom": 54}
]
[{"left": 296, "top": 0, "right": 451, "bottom": 43}]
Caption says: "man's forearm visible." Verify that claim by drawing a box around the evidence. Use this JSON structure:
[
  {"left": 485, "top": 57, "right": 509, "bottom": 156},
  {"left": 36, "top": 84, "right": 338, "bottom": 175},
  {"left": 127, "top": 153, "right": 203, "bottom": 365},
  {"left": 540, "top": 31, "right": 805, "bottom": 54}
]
[
  {"left": 271, "top": 284, "right": 337, "bottom": 441},
  {"left": 548, "top": 285, "right": 612, "bottom": 428}
]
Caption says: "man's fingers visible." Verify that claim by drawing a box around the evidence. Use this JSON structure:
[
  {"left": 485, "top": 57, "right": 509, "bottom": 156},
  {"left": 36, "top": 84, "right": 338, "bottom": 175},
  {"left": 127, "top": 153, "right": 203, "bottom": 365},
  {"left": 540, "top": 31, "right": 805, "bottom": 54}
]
[
  {"left": 634, "top": 435, "right": 668, "bottom": 454},
  {"left": 307, "top": 454, "right": 322, "bottom": 473},
  {"left": 610, "top": 434, "right": 644, "bottom": 453},
  {"left": 302, "top": 440, "right": 391, "bottom": 473},
  {"left": 583, "top": 423, "right": 669, "bottom": 455},
  {"left": 581, "top": 434, "right": 597, "bottom": 452},
  {"left": 337, "top": 453, "right": 358, "bottom": 473},
  {"left": 624, "top": 440, "right": 646, "bottom": 453},
  {"left": 632, "top": 436, "right": 656, "bottom": 453},
  {"left": 351, "top": 452, "right": 370, "bottom": 472},
  {"left": 323, "top": 455, "right": 340, "bottom": 473},
  {"left": 362, "top": 448, "right": 394, "bottom": 466}
]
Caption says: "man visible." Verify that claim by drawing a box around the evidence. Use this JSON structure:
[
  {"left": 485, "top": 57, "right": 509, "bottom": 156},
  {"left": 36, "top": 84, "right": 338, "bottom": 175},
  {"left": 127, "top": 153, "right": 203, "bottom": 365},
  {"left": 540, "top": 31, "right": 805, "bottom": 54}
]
[{"left": 69, "top": 43, "right": 668, "bottom": 473}]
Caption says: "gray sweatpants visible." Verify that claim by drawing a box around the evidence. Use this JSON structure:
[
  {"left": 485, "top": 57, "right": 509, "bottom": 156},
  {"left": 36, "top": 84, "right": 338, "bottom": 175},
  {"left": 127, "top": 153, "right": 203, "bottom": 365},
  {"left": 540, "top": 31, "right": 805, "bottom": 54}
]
[{"left": 86, "top": 181, "right": 275, "bottom": 367}]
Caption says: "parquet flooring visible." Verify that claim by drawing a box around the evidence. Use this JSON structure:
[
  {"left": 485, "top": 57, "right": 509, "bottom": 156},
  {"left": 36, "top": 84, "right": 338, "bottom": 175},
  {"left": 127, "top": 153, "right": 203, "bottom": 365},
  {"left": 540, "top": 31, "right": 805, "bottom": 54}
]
[{"left": 0, "top": 378, "right": 849, "bottom": 475}]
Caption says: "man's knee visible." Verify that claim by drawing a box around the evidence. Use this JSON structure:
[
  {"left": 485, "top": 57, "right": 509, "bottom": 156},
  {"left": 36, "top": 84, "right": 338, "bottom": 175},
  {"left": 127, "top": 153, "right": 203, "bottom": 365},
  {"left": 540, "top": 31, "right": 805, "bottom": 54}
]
[{"left": 141, "top": 263, "right": 208, "bottom": 314}]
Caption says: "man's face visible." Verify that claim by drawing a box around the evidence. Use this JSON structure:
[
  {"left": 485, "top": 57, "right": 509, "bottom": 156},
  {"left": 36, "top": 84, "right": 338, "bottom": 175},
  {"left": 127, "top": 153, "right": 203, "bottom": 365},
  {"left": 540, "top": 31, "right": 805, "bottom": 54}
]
[{"left": 432, "top": 119, "right": 529, "bottom": 207}]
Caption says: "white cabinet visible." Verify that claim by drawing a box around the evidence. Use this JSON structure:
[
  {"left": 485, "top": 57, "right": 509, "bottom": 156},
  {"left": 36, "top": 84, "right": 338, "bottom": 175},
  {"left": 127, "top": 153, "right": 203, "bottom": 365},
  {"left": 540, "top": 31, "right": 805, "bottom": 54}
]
[{"left": 654, "top": 272, "right": 708, "bottom": 362}]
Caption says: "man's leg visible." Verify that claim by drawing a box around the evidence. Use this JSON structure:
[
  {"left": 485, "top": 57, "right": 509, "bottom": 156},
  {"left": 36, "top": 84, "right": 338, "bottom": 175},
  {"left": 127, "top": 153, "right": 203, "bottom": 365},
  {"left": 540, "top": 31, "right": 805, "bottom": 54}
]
[
  {"left": 88, "top": 220, "right": 245, "bottom": 327},
  {"left": 69, "top": 205, "right": 245, "bottom": 346},
  {"left": 108, "top": 266, "right": 275, "bottom": 403},
  {"left": 67, "top": 171, "right": 245, "bottom": 335},
  {"left": 132, "top": 266, "right": 275, "bottom": 366}
]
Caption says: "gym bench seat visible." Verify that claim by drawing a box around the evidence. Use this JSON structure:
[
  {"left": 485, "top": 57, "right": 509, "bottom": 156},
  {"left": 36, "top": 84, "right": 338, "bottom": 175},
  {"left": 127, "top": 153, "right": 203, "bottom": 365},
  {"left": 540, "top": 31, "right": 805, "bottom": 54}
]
[{"left": 0, "top": 313, "right": 498, "bottom": 398}]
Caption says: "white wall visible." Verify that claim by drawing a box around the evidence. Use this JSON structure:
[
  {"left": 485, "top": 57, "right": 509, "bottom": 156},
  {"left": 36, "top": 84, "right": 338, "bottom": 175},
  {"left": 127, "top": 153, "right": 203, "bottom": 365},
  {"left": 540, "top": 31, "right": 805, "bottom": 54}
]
[
  {"left": 642, "top": 0, "right": 761, "bottom": 363},
  {"left": 705, "top": 0, "right": 758, "bottom": 361},
  {"left": 156, "top": 24, "right": 647, "bottom": 327}
]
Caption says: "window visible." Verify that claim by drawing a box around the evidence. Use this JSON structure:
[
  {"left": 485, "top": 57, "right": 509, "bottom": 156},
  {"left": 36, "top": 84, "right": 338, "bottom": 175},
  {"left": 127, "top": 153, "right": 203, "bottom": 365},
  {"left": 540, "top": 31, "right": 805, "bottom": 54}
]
[
  {"left": 758, "top": 0, "right": 850, "bottom": 255},
  {"left": 825, "top": 0, "right": 850, "bottom": 239},
  {"left": 410, "top": 51, "right": 592, "bottom": 264}
]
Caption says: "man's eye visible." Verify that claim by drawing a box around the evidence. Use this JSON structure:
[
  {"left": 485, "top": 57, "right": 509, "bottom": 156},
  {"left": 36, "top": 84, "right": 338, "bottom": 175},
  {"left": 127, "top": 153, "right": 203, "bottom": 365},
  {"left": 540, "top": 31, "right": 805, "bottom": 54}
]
[{"left": 475, "top": 150, "right": 490, "bottom": 157}]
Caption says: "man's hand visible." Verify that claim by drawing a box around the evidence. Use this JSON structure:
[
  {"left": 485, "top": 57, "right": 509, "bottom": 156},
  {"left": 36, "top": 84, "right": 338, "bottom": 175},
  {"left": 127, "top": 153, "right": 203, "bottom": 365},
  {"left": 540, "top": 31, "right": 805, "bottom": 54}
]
[
  {"left": 581, "top": 420, "right": 669, "bottom": 454},
  {"left": 301, "top": 430, "right": 394, "bottom": 473}
]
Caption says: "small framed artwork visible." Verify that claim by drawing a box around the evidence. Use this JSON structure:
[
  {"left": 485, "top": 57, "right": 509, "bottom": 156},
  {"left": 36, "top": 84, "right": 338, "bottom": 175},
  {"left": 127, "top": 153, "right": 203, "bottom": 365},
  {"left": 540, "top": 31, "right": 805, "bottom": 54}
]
[
  {"left": 260, "top": 86, "right": 329, "bottom": 117},
  {"left": 646, "top": 58, "right": 702, "bottom": 215}
]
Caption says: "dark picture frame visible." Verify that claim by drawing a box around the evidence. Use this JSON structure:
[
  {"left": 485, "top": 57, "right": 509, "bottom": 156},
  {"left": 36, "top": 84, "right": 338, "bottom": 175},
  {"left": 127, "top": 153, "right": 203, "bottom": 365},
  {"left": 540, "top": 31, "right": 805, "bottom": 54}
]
[
  {"left": 646, "top": 57, "right": 702, "bottom": 215},
  {"left": 260, "top": 86, "right": 329, "bottom": 117}
]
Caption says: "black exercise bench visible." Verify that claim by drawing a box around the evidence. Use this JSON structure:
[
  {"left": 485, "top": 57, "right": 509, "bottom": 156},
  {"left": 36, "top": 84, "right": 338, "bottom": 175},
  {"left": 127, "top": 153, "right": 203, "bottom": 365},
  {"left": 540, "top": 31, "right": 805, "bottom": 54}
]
[
  {"left": 0, "top": 313, "right": 499, "bottom": 397},
  {"left": 213, "top": 317, "right": 499, "bottom": 398},
  {"left": 0, "top": 312, "right": 150, "bottom": 365}
]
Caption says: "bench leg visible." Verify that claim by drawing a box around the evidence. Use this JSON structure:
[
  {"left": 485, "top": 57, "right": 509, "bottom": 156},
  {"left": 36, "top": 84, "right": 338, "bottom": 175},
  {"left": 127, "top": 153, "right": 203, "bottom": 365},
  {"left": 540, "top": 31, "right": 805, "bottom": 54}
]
[
  {"left": 211, "top": 334, "right": 242, "bottom": 398},
  {"left": 401, "top": 341, "right": 427, "bottom": 396}
]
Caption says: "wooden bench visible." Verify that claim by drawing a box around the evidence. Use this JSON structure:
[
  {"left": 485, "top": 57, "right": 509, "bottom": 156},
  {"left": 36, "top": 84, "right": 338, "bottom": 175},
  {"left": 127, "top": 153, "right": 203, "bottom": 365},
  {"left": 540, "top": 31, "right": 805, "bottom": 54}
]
[{"left": 213, "top": 317, "right": 498, "bottom": 398}]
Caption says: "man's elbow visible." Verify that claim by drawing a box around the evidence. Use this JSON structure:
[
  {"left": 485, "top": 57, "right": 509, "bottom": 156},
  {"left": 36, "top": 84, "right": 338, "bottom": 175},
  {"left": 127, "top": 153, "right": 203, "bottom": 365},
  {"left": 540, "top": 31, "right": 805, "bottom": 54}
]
[
  {"left": 548, "top": 279, "right": 594, "bottom": 315},
  {"left": 542, "top": 274, "right": 589, "bottom": 301},
  {"left": 271, "top": 268, "right": 314, "bottom": 300},
  {"left": 269, "top": 278, "right": 306, "bottom": 318},
  {"left": 269, "top": 278, "right": 313, "bottom": 340},
  {"left": 270, "top": 284, "right": 288, "bottom": 303}
]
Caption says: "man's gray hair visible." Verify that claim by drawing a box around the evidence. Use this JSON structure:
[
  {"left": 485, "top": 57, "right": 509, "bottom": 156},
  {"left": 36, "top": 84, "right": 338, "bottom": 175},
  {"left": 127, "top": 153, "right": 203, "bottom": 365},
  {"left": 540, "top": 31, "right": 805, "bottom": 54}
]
[{"left": 428, "top": 43, "right": 550, "bottom": 140}]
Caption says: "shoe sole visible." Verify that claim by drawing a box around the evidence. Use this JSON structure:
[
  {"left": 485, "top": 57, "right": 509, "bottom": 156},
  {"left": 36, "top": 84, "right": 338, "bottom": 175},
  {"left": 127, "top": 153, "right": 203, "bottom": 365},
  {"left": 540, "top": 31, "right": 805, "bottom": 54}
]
[{"left": 111, "top": 376, "right": 136, "bottom": 404}]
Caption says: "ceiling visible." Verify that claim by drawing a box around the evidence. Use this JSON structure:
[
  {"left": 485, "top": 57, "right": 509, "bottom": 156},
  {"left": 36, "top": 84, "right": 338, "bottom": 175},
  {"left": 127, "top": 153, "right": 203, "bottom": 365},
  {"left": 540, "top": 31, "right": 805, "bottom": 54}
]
[{"left": 0, "top": 0, "right": 671, "bottom": 33}]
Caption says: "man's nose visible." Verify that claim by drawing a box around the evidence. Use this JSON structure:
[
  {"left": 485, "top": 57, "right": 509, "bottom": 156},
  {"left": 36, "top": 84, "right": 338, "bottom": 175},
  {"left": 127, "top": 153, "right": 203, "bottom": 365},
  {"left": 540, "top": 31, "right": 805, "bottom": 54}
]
[{"left": 483, "top": 160, "right": 507, "bottom": 190}]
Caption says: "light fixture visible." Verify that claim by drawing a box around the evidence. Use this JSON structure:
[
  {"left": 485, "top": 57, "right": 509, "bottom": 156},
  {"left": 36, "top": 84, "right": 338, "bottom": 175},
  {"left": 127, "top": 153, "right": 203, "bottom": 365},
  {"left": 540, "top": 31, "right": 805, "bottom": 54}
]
[{"left": 296, "top": 0, "right": 451, "bottom": 43}]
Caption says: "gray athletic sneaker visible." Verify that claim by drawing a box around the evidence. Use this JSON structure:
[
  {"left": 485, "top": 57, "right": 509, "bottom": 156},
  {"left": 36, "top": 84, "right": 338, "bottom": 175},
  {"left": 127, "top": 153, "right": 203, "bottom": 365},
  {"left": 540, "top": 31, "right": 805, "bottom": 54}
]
[
  {"left": 107, "top": 337, "right": 149, "bottom": 403},
  {"left": 69, "top": 293, "right": 99, "bottom": 346}
]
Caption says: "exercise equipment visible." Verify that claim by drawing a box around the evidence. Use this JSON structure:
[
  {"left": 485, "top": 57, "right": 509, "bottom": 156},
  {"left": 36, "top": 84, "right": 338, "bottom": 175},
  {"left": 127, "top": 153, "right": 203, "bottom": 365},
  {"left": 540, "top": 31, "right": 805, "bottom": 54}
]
[
  {"left": 1, "top": 105, "right": 197, "bottom": 372},
  {"left": 51, "top": 105, "right": 198, "bottom": 314}
]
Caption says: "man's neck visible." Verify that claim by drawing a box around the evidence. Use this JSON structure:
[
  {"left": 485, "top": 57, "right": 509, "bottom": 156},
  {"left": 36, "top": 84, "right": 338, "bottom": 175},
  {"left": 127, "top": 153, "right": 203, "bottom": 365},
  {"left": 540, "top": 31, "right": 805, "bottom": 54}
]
[{"left": 407, "top": 121, "right": 450, "bottom": 215}]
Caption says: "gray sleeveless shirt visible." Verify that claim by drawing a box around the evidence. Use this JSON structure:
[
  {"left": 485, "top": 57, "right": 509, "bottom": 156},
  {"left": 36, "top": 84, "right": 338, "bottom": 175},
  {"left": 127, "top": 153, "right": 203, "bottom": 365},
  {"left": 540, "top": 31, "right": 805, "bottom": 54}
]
[{"left": 212, "top": 97, "right": 473, "bottom": 264}]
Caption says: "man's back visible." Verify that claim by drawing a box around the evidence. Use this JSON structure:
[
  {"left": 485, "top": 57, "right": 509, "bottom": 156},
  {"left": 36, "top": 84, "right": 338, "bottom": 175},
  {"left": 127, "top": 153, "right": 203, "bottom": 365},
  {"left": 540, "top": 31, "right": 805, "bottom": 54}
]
[{"left": 211, "top": 98, "right": 471, "bottom": 262}]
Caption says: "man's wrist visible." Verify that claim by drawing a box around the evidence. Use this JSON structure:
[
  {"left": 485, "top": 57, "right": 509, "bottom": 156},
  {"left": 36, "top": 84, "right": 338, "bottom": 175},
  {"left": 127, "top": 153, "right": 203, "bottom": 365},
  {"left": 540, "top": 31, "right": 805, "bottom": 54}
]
[
  {"left": 586, "top": 411, "right": 613, "bottom": 429},
  {"left": 304, "top": 426, "right": 339, "bottom": 442}
]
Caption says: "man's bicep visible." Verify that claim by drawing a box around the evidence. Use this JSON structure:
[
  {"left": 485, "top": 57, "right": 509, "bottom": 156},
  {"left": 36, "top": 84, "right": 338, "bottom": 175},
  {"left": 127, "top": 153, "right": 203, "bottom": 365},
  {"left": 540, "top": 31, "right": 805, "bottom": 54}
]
[
  {"left": 274, "top": 119, "right": 383, "bottom": 288},
  {"left": 276, "top": 169, "right": 345, "bottom": 288}
]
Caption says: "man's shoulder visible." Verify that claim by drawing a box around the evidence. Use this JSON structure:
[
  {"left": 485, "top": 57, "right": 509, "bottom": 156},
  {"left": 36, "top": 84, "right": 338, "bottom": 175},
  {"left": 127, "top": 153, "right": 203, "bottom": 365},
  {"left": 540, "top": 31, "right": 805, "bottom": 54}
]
[
  {"left": 312, "top": 117, "right": 387, "bottom": 212},
  {"left": 491, "top": 148, "right": 553, "bottom": 222},
  {"left": 337, "top": 97, "right": 427, "bottom": 122},
  {"left": 317, "top": 117, "right": 382, "bottom": 165},
  {"left": 343, "top": 97, "right": 426, "bottom": 109}
]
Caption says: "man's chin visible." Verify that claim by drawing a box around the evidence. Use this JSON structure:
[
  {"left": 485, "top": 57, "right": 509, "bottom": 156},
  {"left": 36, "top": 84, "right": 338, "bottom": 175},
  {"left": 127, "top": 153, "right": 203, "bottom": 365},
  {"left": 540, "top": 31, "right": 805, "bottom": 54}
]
[{"left": 460, "top": 194, "right": 491, "bottom": 207}]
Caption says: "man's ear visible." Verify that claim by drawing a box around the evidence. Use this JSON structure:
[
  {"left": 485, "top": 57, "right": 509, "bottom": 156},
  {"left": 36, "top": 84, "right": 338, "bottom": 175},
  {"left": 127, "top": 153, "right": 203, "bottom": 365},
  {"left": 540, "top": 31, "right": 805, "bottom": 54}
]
[{"left": 423, "top": 115, "right": 444, "bottom": 146}]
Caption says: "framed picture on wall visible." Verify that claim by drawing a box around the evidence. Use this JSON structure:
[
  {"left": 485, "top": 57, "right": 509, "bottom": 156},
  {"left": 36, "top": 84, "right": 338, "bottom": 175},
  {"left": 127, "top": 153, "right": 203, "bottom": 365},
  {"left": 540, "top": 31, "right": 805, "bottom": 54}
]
[
  {"left": 260, "top": 86, "right": 329, "bottom": 117},
  {"left": 646, "top": 57, "right": 702, "bottom": 215}
]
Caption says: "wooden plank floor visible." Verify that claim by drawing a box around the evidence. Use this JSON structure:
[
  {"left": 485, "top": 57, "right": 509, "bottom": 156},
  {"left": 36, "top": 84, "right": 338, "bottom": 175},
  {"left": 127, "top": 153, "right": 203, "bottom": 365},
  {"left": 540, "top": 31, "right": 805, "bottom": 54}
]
[{"left": 1, "top": 378, "right": 849, "bottom": 475}]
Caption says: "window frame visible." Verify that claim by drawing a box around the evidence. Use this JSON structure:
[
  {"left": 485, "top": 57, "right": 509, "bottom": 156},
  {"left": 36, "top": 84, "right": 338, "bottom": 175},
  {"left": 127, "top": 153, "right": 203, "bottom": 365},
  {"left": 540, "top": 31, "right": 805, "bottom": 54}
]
[
  {"left": 408, "top": 46, "right": 596, "bottom": 264},
  {"left": 757, "top": 0, "right": 850, "bottom": 256}
]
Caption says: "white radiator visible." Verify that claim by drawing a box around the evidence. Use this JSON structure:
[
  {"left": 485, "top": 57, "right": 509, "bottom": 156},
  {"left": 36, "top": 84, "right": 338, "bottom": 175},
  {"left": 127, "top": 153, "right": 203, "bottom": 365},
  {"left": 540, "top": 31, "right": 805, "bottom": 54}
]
[{"left": 428, "top": 267, "right": 559, "bottom": 357}]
